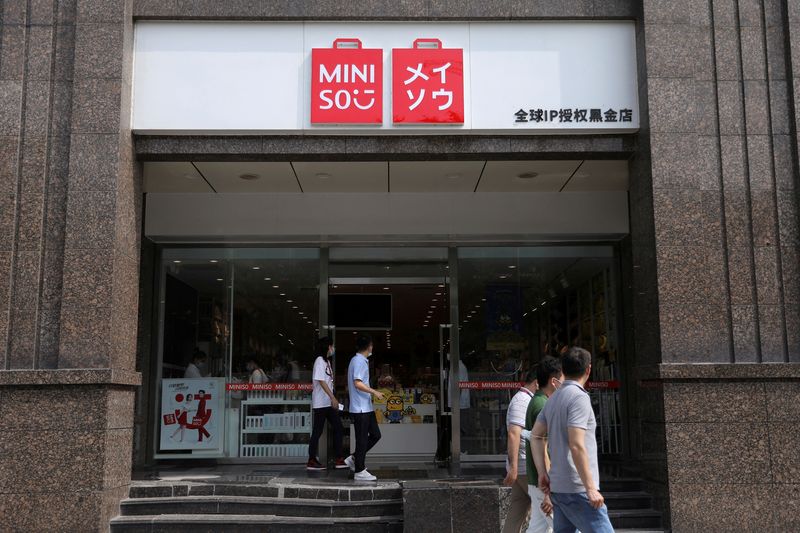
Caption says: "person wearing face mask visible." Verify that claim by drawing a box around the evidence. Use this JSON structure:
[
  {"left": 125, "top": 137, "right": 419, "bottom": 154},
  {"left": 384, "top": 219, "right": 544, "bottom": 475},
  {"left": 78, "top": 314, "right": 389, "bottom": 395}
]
[
  {"left": 345, "top": 334, "right": 385, "bottom": 481},
  {"left": 307, "top": 337, "right": 347, "bottom": 471},
  {"left": 184, "top": 350, "right": 207, "bottom": 379}
]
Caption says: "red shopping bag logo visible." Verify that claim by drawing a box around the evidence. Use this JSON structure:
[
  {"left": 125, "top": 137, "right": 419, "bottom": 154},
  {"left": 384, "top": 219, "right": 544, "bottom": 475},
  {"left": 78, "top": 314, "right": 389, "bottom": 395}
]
[
  {"left": 392, "top": 39, "right": 464, "bottom": 124},
  {"left": 163, "top": 413, "right": 177, "bottom": 425},
  {"left": 311, "top": 38, "right": 383, "bottom": 124}
]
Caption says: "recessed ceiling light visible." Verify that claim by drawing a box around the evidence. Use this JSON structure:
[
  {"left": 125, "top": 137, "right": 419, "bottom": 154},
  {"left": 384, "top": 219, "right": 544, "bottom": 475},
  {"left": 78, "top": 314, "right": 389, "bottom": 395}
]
[
  {"left": 287, "top": 299, "right": 293, "bottom": 303},
  {"left": 435, "top": 292, "right": 442, "bottom": 296},
  {"left": 292, "top": 306, "right": 298, "bottom": 309},
  {"left": 316, "top": 172, "right": 331, "bottom": 180},
  {"left": 516, "top": 172, "right": 539, "bottom": 180},
  {"left": 508, "top": 265, "right": 517, "bottom": 269},
  {"left": 252, "top": 266, "right": 260, "bottom": 270},
  {"left": 499, "top": 275, "right": 508, "bottom": 279},
  {"left": 280, "top": 293, "right": 286, "bottom": 296},
  {"left": 239, "top": 173, "right": 260, "bottom": 181},
  {"left": 209, "top": 260, "right": 218, "bottom": 263},
  {"left": 263, "top": 277, "right": 271, "bottom": 281},
  {"left": 438, "top": 284, "right": 445, "bottom": 288},
  {"left": 481, "top": 298, "right": 487, "bottom": 301},
  {"left": 216, "top": 278, "right": 223, "bottom": 281},
  {"left": 383, "top": 287, "right": 390, "bottom": 290},
  {"left": 172, "top": 260, "right": 181, "bottom": 264},
  {"left": 273, "top": 285, "right": 279, "bottom": 289}
]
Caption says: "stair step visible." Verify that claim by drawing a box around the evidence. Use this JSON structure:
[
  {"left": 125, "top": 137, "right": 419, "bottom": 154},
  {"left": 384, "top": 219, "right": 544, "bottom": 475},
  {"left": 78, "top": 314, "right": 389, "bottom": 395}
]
[
  {"left": 601, "top": 477, "right": 644, "bottom": 491},
  {"left": 608, "top": 509, "right": 663, "bottom": 529},
  {"left": 120, "top": 495, "right": 401, "bottom": 518},
  {"left": 603, "top": 491, "right": 653, "bottom": 510},
  {"left": 129, "top": 482, "right": 402, "bottom": 501},
  {"left": 110, "top": 514, "right": 404, "bottom": 533}
]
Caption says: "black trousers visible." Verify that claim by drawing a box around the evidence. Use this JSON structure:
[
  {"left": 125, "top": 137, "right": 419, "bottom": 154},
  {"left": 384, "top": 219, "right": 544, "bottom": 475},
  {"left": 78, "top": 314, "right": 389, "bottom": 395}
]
[
  {"left": 351, "top": 411, "right": 381, "bottom": 472},
  {"left": 308, "top": 406, "right": 344, "bottom": 460}
]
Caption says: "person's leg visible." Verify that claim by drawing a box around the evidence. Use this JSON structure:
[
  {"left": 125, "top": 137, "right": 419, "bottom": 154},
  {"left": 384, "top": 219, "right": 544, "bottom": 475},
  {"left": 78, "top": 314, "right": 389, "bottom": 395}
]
[
  {"left": 364, "top": 411, "right": 382, "bottom": 454},
  {"left": 352, "top": 413, "right": 370, "bottom": 472},
  {"left": 325, "top": 407, "right": 344, "bottom": 459},
  {"left": 525, "top": 485, "right": 553, "bottom": 533},
  {"left": 549, "top": 493, "right": 578, "bottom": 533},
  {"left": 308, "top": 407, "right": 327, "bottom": 459},
  {"left": 558, "top": 492, "right": 614, "bottom": 533},
  {"left": 501, "top": 474, "right": 531, "bottom": 533}
]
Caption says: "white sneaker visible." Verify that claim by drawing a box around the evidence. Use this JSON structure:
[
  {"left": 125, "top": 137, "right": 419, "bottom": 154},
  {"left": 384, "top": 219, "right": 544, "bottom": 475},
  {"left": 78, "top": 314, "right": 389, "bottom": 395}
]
[
  {"left": 344, "top": 455, "right": 355, "bottom": 472},
  {"left": 354, "top": 469, "right": 377, "bottom": 482},
  {"left": 520, "top": 429, "right": 531, "bottom": 441}
]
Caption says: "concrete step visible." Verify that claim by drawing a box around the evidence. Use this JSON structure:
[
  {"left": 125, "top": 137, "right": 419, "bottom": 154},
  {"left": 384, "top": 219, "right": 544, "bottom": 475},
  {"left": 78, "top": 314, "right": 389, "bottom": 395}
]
[
  {"left": 129, "top": 482, "right": 402, "bottom": 502},
  {"left": 603, "top": 490, "right": 653, "bottom": 510},
  {"left": 608, "top": 509, "right": 663, "bottom": 529},
  {"left": 120, "top": 495, "right": 402, "bottom": 519},
  {"left": 110, "top": 514, "right": 404, "bottom": 533},
  {"left": 601, "top": 477, "right": 644, "bottom": 492}
]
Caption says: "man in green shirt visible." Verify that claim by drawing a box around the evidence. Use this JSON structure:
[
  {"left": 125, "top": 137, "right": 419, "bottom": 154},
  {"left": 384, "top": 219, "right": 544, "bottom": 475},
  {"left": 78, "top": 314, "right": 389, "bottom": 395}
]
[{"left": 524, "top": 356, "right": 563, "bottom": 533}]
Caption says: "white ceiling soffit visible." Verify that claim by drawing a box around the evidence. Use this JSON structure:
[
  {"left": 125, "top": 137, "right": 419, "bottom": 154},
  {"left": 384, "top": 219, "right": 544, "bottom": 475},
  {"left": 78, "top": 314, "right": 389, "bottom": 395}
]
[
  {"left": 390, "top": 161, "right": 484, "bottom": 192},
  {"left": 292, "top": 161, "right": 388, "bottom": 192},
  {"left": 478, "top": 160, "right": 582, "bottom": 192},
  {"left": 143, "top": 162, "right": 212, "bottom": 192},
  {"left": 142, "top": 160, "right": 630, "bottom": 193},
  {"left": 562, "top": 160, "right": 629, "bottom": 192},
  {"left": 193, "top": 162, "right": 300, "bottom": 192}
]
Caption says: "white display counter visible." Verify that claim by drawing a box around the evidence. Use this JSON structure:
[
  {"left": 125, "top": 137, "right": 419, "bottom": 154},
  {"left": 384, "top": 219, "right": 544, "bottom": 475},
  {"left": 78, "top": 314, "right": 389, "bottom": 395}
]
[{"left": 349, "top": 404, "right": 438, "bottom": 458}]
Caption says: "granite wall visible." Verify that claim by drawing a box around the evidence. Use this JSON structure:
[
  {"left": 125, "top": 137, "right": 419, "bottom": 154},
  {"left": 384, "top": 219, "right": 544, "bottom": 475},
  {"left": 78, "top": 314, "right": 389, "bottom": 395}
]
[
  {"left": 0, "top": 0, "right": 141, "bottom": 530},
  {"left": 640, "top": 0, "right": 800, "bottom": 530}
]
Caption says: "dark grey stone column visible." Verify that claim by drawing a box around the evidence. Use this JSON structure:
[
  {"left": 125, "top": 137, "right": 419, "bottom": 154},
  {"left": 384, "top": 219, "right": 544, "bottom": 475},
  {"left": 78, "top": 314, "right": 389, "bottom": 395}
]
[{"left": 0, "top": 0, "right": 140, "bottom": 530}]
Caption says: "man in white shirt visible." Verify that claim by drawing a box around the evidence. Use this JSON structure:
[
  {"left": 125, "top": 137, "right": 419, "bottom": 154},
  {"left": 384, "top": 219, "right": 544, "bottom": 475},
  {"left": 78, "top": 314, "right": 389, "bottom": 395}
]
[
  {"left": 502, "top": 370, "right": 538, "bottom": 533},
  {"left": 184, "top": 351, "right": 206, "bottom": 379},
  {"left": 307, "top": 337, "right": 347, "bottom": 471}
]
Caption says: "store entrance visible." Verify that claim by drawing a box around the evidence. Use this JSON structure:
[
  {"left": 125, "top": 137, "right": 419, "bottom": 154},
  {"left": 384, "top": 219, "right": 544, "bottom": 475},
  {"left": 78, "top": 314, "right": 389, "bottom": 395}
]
[{"left": 326, "top": 254, "right": 451, "bottom": 462}]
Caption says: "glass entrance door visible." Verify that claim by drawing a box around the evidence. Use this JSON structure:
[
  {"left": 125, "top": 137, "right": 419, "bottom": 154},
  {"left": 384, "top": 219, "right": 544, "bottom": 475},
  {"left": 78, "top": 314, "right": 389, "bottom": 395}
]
[{"left": 326, "top": 248, "right": 450, "bottom": 461}]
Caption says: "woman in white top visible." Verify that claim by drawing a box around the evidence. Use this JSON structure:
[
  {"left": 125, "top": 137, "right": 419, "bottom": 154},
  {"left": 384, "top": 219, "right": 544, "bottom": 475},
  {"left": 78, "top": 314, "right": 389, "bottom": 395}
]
[
  {"left": 246, "top": 358, "right": 269, "bottom": 383},
  {"left": 307, "top": 337, "right": 347, "bottom": 471}
]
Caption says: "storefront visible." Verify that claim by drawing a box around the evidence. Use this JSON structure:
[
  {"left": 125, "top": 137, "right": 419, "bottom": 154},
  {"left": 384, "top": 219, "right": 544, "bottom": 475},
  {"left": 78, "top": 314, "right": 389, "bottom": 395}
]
[
  {"left": 133, "top": 19, "right": 639, "bottom": 466},
  {"left": 149, "top": 244, "right": 624, "bottom": 464},
  {"left": 4, "top": 2, "right": 800, "bottom": 531}
]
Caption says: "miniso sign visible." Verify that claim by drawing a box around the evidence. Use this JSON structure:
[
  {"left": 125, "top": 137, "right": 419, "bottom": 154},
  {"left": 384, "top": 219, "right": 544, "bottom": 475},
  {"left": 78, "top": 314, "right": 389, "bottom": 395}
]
[{"left": 132, "top": 21, "right": 639, "bottom": 135}]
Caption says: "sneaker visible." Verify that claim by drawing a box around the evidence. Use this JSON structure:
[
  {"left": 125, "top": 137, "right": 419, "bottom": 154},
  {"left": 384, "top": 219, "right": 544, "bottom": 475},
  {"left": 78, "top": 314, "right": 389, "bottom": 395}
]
[
  {"left": 344, "top": 455, "right": 355, "bottom": 472},
  {"left": 520, "top": 429, "right": 531, "bottom": 441},
  {"left": 354, "top": 469, "right": 377, "bottom": 482},
  {"left": 306, "top": 458, "right": 326, "bottom": 471},
  {"left": 334, "top": 458, "right": 349, "bottom": 469}
]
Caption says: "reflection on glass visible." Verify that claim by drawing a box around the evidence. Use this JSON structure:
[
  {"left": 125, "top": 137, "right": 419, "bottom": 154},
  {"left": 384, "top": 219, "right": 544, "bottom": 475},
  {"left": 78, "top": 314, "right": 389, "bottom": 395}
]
[{"left": 457, "top": 246, "right": 619, "bottom": 457}]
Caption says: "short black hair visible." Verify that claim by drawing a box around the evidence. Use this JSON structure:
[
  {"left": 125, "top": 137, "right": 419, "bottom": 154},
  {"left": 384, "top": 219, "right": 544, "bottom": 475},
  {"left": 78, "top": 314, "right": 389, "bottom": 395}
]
[
  {"left": 536, "top": 356, "right": 563, "bottom": 388},
  {"left": 193, "top": 349, "right": 207, "bottom": 362},
  {"left": 522, "top": 369, "right": 536, "bottom": 385},
  {"left": 317, "top": 336, "right": 333, "bottom": 356},
  {"left": 356, "top": 334, "right": 373, "bottom": 352},
  {"left": 562, "top": 346, "right": 592, "bottom": 378}
]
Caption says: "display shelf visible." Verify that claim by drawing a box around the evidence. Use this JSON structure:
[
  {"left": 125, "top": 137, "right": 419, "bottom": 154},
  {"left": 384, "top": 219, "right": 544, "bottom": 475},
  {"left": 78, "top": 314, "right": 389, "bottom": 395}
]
[
  {"left": 241, "top": 444, "right": 307, "bottom": 458},
  {"left": 241, "top": 399, "right": 311, "bottom": 405},
  {"left": 242, "top": 428, "right": 312, "bottom": 434}
]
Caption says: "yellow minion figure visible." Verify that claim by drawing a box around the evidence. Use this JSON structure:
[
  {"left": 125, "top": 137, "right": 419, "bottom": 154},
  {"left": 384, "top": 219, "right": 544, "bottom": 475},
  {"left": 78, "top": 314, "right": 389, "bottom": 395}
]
[{"left": 384, "top": 394, "right": 416, "bottom": 423}]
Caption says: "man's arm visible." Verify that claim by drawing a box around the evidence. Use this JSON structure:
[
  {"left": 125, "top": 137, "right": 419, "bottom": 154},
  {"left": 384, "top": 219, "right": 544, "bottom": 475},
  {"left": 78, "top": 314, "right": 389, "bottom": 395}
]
[
  {"left": 530, "top": 420, "right": 550, "bottom": 494},
  {"left": 317, "top": 381, "right": 339, "bottom": 409},
  {"left": 354, "top": 379, "right": 385, "bottom": 401},
  {"left": 503, "top": 425, "right": 522, "bottom": 486},
  {"left": 567, "top": 426, "right": 604, "bottom": 509}
]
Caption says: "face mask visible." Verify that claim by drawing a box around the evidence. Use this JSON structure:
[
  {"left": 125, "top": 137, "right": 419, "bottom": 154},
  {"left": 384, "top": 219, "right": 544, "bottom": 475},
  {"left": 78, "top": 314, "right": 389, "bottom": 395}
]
[
  {"left": 367, "top": 352, "right": 373, "bottom": 358},
  {"left": 328, "top": 348, "right": 335, "bottom": 359}
]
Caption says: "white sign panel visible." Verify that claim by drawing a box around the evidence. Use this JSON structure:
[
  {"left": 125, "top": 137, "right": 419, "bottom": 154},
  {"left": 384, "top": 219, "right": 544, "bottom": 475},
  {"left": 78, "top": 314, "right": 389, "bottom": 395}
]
[
  {"left": 132, "top": 21, "right": 638, "bottom": 134},
  {"left": 160, "top": 378, "right": 224, "bottom": 453}
]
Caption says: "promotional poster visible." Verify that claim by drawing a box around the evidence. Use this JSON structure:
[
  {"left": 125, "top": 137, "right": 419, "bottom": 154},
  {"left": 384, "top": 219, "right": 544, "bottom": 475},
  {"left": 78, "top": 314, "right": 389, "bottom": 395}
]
[{"left": 160, "top": 378, "right": 224, "bottom": 452}]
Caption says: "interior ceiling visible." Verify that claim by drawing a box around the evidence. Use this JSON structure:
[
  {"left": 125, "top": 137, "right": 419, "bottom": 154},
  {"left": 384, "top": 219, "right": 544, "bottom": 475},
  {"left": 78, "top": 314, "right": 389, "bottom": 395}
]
[{"left": 143, "top": 160, "right": 629, "bottom": 194}]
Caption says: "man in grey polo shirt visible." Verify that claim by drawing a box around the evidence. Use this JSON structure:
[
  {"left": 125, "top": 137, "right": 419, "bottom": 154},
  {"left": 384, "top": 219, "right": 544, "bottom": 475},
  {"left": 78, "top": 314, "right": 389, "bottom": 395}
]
[{"left": 530, "top": 347, "right": 613, "bottom": 533}]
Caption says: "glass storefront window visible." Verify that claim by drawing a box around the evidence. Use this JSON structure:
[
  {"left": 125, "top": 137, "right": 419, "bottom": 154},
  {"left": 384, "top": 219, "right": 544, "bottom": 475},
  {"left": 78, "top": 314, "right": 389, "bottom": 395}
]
[
  {"left": 155, "top": 248, "right": 319, "bottom": 459},
  {"left": 456, "top": 246, "right": 620, "bottom": 458}
]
